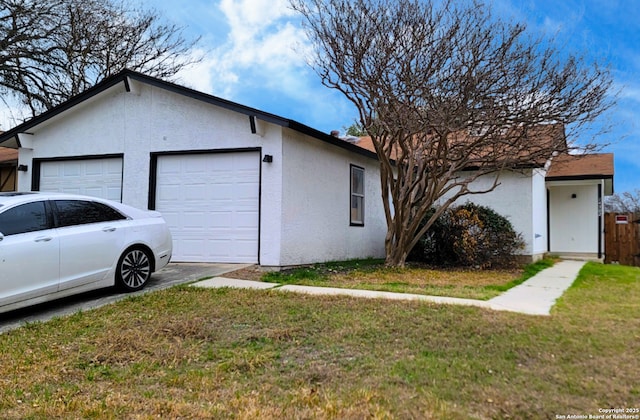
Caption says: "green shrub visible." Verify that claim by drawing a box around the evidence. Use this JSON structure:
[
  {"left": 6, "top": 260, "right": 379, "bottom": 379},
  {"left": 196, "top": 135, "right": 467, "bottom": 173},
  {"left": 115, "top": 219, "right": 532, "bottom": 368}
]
[{"left": 409, "top": 203, "right": 525, "bottom": 268}]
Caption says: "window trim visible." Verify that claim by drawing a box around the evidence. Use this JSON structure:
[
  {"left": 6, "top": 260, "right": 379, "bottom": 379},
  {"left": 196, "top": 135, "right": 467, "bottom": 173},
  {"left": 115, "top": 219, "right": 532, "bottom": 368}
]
[{"left": 350, "top": 164, "right": 365, "bottom": 226}]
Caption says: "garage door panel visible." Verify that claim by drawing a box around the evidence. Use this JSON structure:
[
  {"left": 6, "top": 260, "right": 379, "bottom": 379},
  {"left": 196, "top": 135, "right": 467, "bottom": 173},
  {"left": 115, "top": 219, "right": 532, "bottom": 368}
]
[
  {"left": 236, "top": 212, "right": 259, "bottom": 227},
  {"left": 157, "top": 186, "right": 181, "bottom": 202},
  {"left": 183, "top": 212, "right": 211, "bottom": 228},
  {"left": 181, "top": 239, "right": 206, "bottom": 256},
  {"left": 63, "top": 165, "right": 81, "bottom": 176},
  {"left": 185, "top": 186, "right": 210, "bottom": 199},
  {"left": 39, "top": 158, "right": 123, "bottom": 202},
  {"left": 84, "top": 161, "right": 102, "bottom": 175},
  {"left": 210, "top": 214, "right": 232, "bottom": 228},
  {"left": 155, "top": 152, "right": 259, "bottom": 263}
]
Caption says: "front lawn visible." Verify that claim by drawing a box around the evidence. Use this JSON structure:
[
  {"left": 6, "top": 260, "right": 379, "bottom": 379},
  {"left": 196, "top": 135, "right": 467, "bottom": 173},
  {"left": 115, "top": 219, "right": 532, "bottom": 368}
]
[
  {"left": 0, "top": 262, "right": 637, "bottom": 418},
  {"left": 259, "top": 258, "right": 555, "bottom": 300}
]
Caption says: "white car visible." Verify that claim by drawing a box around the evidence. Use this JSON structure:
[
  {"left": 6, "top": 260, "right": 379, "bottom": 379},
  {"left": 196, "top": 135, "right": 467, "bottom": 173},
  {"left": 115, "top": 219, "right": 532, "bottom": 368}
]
[{"left": 0, "top": 192, "right": 172, "bottom": 314}]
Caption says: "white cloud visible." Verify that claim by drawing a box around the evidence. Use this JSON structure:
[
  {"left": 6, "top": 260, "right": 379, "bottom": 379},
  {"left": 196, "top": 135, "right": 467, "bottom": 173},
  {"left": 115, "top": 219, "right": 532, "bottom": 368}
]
[
  {"left": 618, "top": 85, "right": 640, "bottom": 103},
  {"left": 164, "top": 0, "right": 353, "bottom": 130},
  {"left": 169, "top": 0, "right": 313, "bottom": 104},
  {"left": 220, "top": 0, "right": 296, "bottom": 41},
  {"left": 173, "top": 48, "right": 220, "bottom": 94},
  {"left": 193, "top": 0, "right": 313, "bottom": 100}
]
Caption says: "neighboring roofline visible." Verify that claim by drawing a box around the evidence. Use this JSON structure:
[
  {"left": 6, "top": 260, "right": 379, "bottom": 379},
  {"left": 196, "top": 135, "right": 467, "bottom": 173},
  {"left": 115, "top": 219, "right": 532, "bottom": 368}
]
[{"left": 0, "top": 69, "right": 379, "bottom": 161}]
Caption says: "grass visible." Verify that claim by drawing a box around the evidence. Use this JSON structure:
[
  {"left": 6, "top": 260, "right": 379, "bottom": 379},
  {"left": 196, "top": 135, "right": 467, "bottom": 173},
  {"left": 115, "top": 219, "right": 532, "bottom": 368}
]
[
  {"left": 0, "top": 262, "right": 638, "bottom": 418},
  {"left": 262, "top": 257, "right": 556, "bottom": 300}
]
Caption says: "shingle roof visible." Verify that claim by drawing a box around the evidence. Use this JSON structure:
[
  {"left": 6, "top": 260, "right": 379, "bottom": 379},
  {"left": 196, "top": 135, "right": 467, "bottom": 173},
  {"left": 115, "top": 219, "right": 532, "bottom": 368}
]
[
  {"left": 352, "top": 123, "right": 566, "bottom": 168},
  {"left": 546, "top": 153, "right": 614, "bottom": 179},
  {"left": 351, "top": 132, "right": 614, "bottom": 187}
]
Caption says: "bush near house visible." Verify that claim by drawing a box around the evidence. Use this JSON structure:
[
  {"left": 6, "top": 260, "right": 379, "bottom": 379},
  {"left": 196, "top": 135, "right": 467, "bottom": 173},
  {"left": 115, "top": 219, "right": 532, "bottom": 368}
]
[{"left": 409, "top": 203, "right": 525, "bottom": 268}]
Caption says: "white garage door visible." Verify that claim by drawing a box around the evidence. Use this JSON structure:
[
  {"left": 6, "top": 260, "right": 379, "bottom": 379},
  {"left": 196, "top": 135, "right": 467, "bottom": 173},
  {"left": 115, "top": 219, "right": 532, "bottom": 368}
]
[
  {"left": 39, "top": 158, "right": 123, "bottom": 202},
  {"left": 155, "top": 152, "right": 260, "bottom": 263}
]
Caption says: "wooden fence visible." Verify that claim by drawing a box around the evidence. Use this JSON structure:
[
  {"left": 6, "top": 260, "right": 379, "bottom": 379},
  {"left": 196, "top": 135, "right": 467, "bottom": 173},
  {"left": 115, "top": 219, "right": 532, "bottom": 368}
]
[{"left": 604, "top": 212, "right": 640, "bottom": 266}]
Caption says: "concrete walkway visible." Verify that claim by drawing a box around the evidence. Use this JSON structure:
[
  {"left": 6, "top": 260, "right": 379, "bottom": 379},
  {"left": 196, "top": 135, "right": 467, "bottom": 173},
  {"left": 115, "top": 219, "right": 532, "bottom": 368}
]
[{"left": 192, "top": 260, "right": 587, "bottom": 316}]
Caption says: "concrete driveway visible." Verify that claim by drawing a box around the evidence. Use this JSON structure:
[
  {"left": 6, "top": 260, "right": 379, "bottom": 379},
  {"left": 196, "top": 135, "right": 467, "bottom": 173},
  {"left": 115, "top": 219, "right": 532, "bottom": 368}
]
[{"left": 0, "top": 263, "right": 249, "bottom": 334}]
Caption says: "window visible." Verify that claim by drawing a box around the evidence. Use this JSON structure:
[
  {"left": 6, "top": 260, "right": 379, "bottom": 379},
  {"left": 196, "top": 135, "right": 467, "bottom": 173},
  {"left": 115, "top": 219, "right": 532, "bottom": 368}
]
[
  {"left": 350, "top": 165, "right": 365, "bottom": 226},
  {"left": 54, "top": 200, "right": 126, "bottom": 228},
  {"left": 0, "top": 201, "right": 49, "bottom": 235}
]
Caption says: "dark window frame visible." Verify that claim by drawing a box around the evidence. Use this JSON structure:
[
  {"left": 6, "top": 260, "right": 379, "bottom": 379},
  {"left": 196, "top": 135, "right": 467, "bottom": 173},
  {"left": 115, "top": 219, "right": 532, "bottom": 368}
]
[{"left": 350, "top": 164, "right": 365, "bottom": 226}]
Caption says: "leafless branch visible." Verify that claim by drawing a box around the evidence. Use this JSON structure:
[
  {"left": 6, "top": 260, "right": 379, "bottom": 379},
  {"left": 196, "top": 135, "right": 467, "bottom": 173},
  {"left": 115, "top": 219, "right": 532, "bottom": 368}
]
[
  {"left": 293, "top": 0, "right": 615, "bottom": 266},
  {"left": 0, "top": 0, "right": 200, "bottom": 115}
]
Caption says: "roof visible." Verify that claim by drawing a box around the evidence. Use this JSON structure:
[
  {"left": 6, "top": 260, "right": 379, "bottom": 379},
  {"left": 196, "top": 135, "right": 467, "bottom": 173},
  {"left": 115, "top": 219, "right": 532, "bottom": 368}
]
[
  {"left": 0, "top": 69, "right": 378, "bottom": 161},
  {"left": 546, "top": 153, "right": 614, "bottom": 195},
  {"left": 352, "top": 123, "right": 566, "bottom": 168},
  {"left": 0, "top": 147, "right": 17, "bottom": 164},
  {"left": 546, "top": 153, "right": 614, "bottom": 179}
]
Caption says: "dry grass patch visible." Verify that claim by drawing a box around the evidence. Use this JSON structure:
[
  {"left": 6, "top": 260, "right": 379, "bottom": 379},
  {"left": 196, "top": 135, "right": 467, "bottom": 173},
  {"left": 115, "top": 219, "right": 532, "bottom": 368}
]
[
  {"left": 335, "top": 266, "right": 518, "bottom": 287},
  {"left": 251, "top": 258, "right": 553, "bottom": 299},
  {"left": 1, "top": 262, "right": 636, "bottom": 418}
]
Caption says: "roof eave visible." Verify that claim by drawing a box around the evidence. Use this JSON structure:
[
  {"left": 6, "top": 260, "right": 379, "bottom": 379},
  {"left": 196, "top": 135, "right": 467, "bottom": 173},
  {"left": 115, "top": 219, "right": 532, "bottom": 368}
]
[
  {"left": 0, "top": 73, "right": 130, "bottom": 147},
  {"left": 0, "top": 69, "right": 380, "bottom": 162},
  {"left": 545, "top": 174, "right": 614, "bottom": 181},
  {"left": 546, "top": 174, "right": 614, "bottom": 196}
]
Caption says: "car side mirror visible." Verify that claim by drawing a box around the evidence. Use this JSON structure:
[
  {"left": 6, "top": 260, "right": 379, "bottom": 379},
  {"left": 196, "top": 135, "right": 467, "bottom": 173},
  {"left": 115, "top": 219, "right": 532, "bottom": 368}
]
[{"left": 0, "top": 232, "right": 4, "bottom": 241}]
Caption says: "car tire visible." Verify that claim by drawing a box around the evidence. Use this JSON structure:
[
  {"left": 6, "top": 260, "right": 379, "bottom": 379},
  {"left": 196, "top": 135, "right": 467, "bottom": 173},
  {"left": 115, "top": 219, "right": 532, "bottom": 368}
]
[{"left": 116, "top": 247, "right": 152, "bottom": 292}]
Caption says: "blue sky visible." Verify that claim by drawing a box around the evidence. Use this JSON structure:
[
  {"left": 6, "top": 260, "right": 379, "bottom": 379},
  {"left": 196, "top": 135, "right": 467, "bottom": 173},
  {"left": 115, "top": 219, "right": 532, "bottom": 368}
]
[{"left": 97, "top": 1, "right": 640, "bottom": 194}]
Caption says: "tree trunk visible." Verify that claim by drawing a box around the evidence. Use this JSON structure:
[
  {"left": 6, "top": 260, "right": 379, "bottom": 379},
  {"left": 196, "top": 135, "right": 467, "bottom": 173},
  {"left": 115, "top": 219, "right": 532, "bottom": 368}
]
[
  {"left": 384, "top": 247, "right": 408, "bottom": 267},
  {"left": 383, "top": 224, "right": 411, "bottom": 268}
]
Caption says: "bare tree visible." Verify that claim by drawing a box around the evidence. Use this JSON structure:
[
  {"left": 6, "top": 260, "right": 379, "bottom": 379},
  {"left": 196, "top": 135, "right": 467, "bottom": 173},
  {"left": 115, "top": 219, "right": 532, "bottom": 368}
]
[
  {"left": 292, "top": 0, "right": 614, "bottom": 267},
  {"left": 0, "top": 0, "right": 199, "bottom": 116},
  {"left": 605, "top": 190, "right": 640, "bottom": 213}
]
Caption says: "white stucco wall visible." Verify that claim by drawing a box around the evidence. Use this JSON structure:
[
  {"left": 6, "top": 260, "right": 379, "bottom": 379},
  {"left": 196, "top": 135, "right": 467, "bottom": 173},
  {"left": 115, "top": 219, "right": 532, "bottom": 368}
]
[
  {"left": 278, "top": 130, "right": 387, "bottom": 266},
  {"left": 16, "top": 81, "right": 284, "bottom": 264},
  {"left": 14, "top": 79, "right": 386, "bottom": 266},
  {"left": 548, "top": 181, "right": 602, "bottom": 254},
  {"left": 443, "top": 169, "right": 547, "bottom": 258},
  {"left": 530, "top": 169, "right": 548, "bottom": 256}
]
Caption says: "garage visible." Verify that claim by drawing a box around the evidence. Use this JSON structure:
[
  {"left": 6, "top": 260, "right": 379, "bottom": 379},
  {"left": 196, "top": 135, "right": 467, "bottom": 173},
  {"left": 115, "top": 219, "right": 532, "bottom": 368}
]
[
  {"left": 153, "top": 151, "right": 260, "bottom": 263},
  {"left": 36, "top": 157, "right": 123, "bottom": 202}
]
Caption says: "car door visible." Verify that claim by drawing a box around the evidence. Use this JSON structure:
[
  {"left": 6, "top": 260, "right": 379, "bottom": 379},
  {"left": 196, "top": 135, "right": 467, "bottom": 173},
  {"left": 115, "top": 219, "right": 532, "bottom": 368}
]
[
  {"left": 0, "top": 200, "right": 59, "bottom": 307},
  {"left": 53, "top": 199, "right": 128, "bottom": 290}
]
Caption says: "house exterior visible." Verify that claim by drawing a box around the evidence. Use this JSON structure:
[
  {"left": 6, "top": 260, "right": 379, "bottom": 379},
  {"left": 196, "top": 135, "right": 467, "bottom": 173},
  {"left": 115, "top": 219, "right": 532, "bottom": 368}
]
[
  {"left": 0, "top": 70, "right": 387, "bottom": 267},
  {"left": 446, "top": 168, "right": 549, "bottom": 261},
  {"left": 546, "top": 153, "right": 613, "bottom": 259},
  {"left": 443, "top": 155, "right": 614, "bottom": 261},
  {"left": 0, "top": 69, "right": 614, "bottom": 265},
  {"left": 353, "top": 134, "right": 614, "bottom": 262}
]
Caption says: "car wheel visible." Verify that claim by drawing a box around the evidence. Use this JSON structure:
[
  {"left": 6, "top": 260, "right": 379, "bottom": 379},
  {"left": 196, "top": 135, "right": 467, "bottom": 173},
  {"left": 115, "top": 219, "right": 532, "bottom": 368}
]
[{"left": 116, "top": 248, "right": 152, "bottom": 292}]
